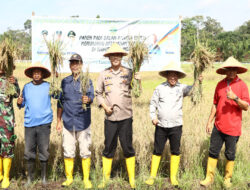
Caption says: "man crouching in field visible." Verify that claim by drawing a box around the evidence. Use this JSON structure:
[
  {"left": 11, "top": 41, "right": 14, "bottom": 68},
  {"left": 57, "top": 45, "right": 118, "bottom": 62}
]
[
  {"left": 96, "top": 43, "right": 141, "bottom": 189},
  {"left": 56, "top": 54, "right": 94, "bottom": 189},
  {"left": 145, "top": 62, "right": 202, "bottom": 187},
  {"left": 200, "top": 57, "right": 250, "bottom": 188},
  {"left": 17, "top": 63, "right": 53, "bottom": 186}
]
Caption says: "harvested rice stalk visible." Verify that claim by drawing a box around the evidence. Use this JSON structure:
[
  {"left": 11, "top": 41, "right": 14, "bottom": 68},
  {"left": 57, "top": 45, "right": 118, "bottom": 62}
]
[
  {"left": 49, "top": 72, "right": 62, "bottom": 97},
  {"left": 80, "top": 66, "right": 90, "bottom": 110},
  {"left": 45, "top": 37, "right": 64, "bottom": 97},
  {"left": 0, "top": 38, "right": 17, "bottom": 96},
  {"left": 190, "top": 40, "right": 215, "bottom": 105},
  {"left": 127, "top": 38, "right": 149, "bottom": 98}
]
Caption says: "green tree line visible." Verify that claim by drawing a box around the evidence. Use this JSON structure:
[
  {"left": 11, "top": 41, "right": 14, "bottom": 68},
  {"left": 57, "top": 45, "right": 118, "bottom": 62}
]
[
  {"left": 181, "top": 16, "right": 250, "bottom": 62},
  {"left": 0, "top": 19, "right": 31, "bottom": 60},
  {"left": 0, "top": 16, "right": 249, "bottom": 62}
]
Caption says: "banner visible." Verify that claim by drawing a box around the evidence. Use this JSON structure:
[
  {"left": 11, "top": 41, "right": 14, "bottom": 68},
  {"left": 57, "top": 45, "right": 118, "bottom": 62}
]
[{"left": 32, "top": 16, "right": 181, "bottom": 72}]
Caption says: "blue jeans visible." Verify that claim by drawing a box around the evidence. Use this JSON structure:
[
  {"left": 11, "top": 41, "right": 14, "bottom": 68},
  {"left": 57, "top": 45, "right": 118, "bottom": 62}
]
[
  {"left": 24, "top": 123, "right": 51, "bottom": 162},
  {"left": 209, "top": 126, "right": 239, "bottom": 161}
]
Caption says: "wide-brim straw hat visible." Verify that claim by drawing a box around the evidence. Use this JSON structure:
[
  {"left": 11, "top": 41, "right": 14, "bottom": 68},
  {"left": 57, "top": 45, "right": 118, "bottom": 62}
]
[
  {"left": 103, "top": 43, "right": 128, "bottom": 57},
  {"left": 216, "top": 56, "right": 248, "bottom": 75},
  {"left": 24, "top": 62, "right": 51, "bottom": 79},
  {"left": 159, "top": 61, "right": 186, "bottom": 79}
]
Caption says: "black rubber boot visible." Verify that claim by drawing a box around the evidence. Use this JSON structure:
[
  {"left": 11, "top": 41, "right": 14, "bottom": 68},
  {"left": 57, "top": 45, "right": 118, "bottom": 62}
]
[
  {"left": 25, "top": 159, "right": 35, "bottom": 187},
  {"left": 41, "top": 161, "right": 47, "bottom": 186}
]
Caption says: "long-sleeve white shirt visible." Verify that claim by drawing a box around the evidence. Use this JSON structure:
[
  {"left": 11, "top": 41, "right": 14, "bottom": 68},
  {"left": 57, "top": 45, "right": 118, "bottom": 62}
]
[{"left": 150, "top": 81, "right": 192, "bottom": 128}]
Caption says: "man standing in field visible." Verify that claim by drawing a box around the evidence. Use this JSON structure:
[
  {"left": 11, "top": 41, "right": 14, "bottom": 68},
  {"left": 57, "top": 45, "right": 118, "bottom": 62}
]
[
  {"left": 200, "top": 57, "right": 249, "bottom": 188},
  {"left": 17, "top": 63, "right": 52, "bottom": 186},
  {"left": 96, "top": 43, "right": 141, "bottom": 189},
  {"left": 56, "top": 54, "right": 94, "bottom": 189},
  {"left": 0, "top": 68, "right": 20, "bottom": 189},
  {"left": 145, "top": 62, "right": 202, "bottom": 187}
]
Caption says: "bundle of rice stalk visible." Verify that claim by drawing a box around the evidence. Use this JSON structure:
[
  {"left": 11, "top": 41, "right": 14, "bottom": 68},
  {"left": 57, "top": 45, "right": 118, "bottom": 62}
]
[
  {"left": 79, "top": 66, "right": 90, "bottom": 110},
  {"left": 190, "top": 40, "right": 215, "bottom": 105},
  {"left": 0, "top": 38, "right": 17, "bottom": 96},
  {"left": 127, "top": 39, "right": 149, "bottom": 98},
  {"left": 45, "top": 37, "right": 64, "bottom": 97}
]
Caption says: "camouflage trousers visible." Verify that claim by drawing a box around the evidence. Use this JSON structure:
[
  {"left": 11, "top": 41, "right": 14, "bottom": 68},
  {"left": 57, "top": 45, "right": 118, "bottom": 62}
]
[{"left": 0, "top": 125, "right": 16, "bottom": 158}]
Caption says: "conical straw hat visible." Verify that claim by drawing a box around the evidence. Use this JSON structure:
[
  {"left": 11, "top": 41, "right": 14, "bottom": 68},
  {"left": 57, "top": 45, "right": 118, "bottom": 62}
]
[
  {"left": 159, "top": 61, "right": 186, "bottom": 79},
  {"left": 216, "top": 56, "right": 247, "bottom": 75},
  {"left": 103, "top": 43, "right": 128, "bottom": 57},
  {"left": 25, "top": 62, "right": 51, "bottom": 79}
]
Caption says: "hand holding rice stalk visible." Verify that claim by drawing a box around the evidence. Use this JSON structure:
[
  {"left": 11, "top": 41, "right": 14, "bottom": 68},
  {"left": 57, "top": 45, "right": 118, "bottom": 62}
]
[
  {"left": 45, "top": 37, "right": 64, "bottom": 97},
  {"left": 80, "top": 66, "right": 90, "bottom": 110},
  {"left": 127, "top": 39, "right": 149, "bottom": 98},
  {"left": 0, "top": 38, "right": 18, "bottom": 96},
  {"left": 189, "top": 40, "right": 215, "bottom": 105}
]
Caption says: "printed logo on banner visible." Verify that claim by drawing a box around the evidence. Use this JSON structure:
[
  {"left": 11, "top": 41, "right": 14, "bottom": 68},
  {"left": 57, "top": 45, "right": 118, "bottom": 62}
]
[{"left": 32, "top": 17, "right": 181, "bottom": 73}]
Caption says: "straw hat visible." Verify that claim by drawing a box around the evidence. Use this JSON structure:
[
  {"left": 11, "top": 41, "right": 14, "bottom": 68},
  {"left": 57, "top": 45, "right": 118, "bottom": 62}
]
[
  {"left": 25, "top": 62, "right": 51, "bottom": 79},
  {"left": 216, "top": 56, "right": 248, "bottom": 75},
  {"left": 103, "top": 43, "right": 128, "bottom": 57},
  {"left": 159, "top": 61, "right": 186, "bottom": 79}
]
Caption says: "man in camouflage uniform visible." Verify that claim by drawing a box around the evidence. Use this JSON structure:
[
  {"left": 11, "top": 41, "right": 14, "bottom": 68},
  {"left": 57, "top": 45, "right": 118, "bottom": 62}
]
[{"left": 0, "top": 71, "right": 20, "bottom": 189}]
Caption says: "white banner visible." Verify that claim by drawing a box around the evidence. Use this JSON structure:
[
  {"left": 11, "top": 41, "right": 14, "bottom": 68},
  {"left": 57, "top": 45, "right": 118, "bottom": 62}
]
[{"left": 32, "top": 16, "right": 181, "bottom": 73}]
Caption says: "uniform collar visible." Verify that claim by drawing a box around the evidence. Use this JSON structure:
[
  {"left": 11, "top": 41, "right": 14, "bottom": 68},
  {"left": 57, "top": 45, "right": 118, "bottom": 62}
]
[{"left": 109, "top": 66, "right": 124, "bottom": 75}]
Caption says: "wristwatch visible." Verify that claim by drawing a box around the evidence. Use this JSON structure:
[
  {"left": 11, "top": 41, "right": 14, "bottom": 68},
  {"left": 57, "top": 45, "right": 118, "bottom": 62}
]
[{"left": 234, "top": 96, "right": 239, "bottom": 102}]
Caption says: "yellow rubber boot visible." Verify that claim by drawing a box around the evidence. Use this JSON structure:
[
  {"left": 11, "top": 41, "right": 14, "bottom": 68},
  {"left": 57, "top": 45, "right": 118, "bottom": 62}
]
[
  {"left": 145, "top": 155, "right": 161, "bottom": 185},
  {"left": 82, "top": 157, "right": 92, "bottom": 189},
  {"left": 170, "top": 155, "right": 180, "bottom": 186},
  {"left": 0, "top": 157, "right": 3, "bottom": 182},
  {"left": 125, "top": 156, "right": 135, "bottom": 188},
  {"left": 200, "top": 157, "right": 218, "bottom": 187},
  {"left": 1, "top": 158, "right": 12, "bottom": 189},
  {"left": 98, "top": 157, "right": 113, "bottom": 188},
  {"left": 224, "top": 160, "right": 234, "bottom": 188},
  {"left": 62, "top": 158, "right": 74, "bottom": 187}
]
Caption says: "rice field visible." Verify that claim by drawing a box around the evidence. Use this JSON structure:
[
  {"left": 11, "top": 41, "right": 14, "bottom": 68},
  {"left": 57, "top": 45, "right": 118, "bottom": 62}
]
[{"left": 8, "top": 62, "right": 250, "bottom": 190}]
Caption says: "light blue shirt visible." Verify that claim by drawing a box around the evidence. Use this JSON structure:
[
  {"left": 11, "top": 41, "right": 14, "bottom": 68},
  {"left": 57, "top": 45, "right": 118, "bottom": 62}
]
[
  {"left": 18, "top": 81, "right": 53, "bottom": 127},
  {"left": 150, "top": 81, "right": 192, "bottom": 128}
]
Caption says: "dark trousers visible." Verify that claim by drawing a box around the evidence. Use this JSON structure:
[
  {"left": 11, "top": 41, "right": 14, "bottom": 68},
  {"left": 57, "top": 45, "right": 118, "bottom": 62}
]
[
  {"left": 209, "top": 126, "right": 239, "bottom": 161},
  {"left": 103, "top": 118, "right": 135, "bottom": 158},
  {"left": 24, "top": 123, "right": 51, "bottom": 162},
  {"left": 153, "top": 125, "right": 182, "bottom": 156}
]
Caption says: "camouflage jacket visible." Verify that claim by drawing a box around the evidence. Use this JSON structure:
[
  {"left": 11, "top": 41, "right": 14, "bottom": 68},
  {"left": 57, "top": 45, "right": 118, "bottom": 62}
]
[{"left": 0, "top": 76, "right": 20, "bottom": 128}]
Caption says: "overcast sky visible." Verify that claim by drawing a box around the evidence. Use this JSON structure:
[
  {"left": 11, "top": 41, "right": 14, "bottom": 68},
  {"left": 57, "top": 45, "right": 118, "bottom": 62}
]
[{"left": 0, "top": 0, "right": 249, "bottom": 33}]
